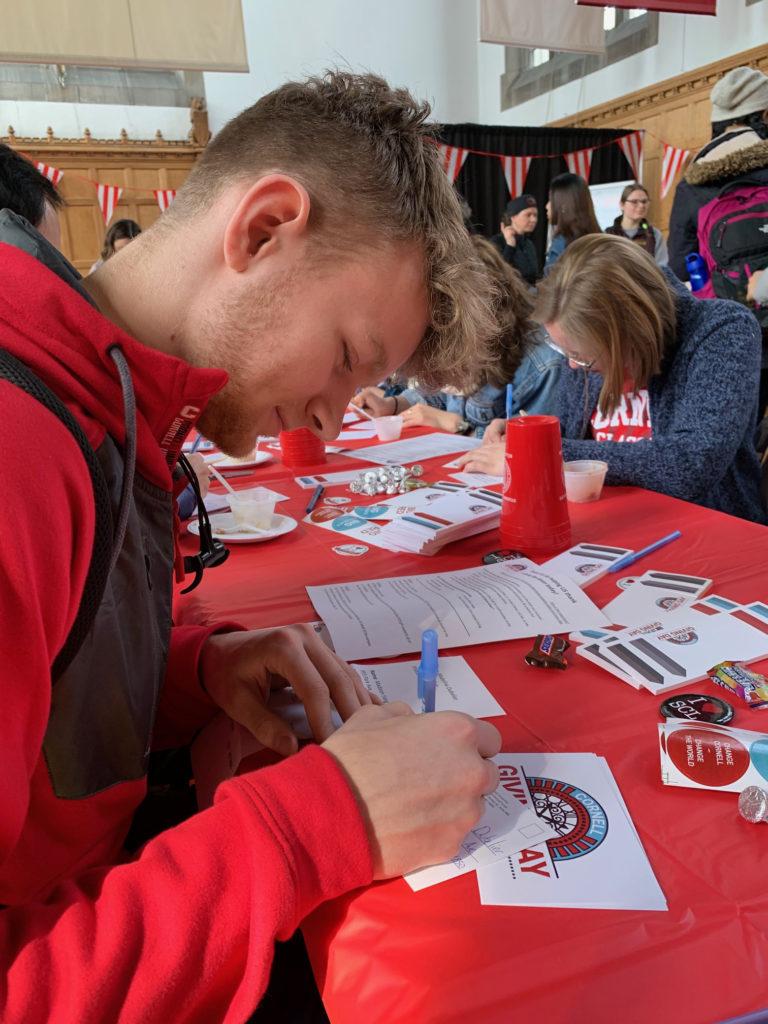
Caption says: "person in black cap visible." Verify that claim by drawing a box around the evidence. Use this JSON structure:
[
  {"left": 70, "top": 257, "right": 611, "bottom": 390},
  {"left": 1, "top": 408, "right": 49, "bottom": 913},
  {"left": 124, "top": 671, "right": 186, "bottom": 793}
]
[{"left": 490, "top": 194, "right": 539, "bottom": 286}]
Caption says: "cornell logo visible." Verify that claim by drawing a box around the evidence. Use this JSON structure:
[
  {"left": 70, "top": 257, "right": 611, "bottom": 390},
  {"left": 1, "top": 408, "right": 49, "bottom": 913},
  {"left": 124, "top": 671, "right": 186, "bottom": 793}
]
[{"left": 659, "top": 628, "right": 698, "bottom": 645}]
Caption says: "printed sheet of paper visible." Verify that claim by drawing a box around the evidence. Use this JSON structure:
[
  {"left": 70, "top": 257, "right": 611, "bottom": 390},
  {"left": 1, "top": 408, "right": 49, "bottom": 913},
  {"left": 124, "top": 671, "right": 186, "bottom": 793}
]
[
  {"left": 352, "top": 656, "right": 504, "bottom": 719},
  {"left": 405, "top": 759, "right": 558, "bottom": 891},
  {"left": 307, "top": 562, "right": 608, "bottom": 660},
  {"left": 335, "top": 426, "right": 378, "bottom": 441},
  {"left": 542, "top": 543, "right": 633, "bottom": 588},
  {"left": 659, "top": 720, "right": 768, "bottom": 792},
  {"left": 340, "top": 433, "right": 481, "bottom": 465},
  {"left": 449, "top": 471, "right": 504, "bottom": 487},
  {"left": 476, "top": 753, "right": 667, "bottom": 911},
  {"left": 601, "top": 570, "right": 712, "bottom": 626}
]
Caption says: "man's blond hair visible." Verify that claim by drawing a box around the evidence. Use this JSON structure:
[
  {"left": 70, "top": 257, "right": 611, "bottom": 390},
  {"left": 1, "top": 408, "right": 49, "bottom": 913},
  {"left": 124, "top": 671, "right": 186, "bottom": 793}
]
[
  {"left": 170, "top": 71, "right": 498, "bottom": 389},
  {"left": 534, "top": 234, "right": 676, "bottom": 415}
]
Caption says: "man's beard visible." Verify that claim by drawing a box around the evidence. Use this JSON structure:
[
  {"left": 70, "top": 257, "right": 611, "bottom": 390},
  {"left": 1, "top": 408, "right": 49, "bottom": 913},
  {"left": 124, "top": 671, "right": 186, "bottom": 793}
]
[{"left": 183, "top": 269, "right": 292, "bottom": 456}]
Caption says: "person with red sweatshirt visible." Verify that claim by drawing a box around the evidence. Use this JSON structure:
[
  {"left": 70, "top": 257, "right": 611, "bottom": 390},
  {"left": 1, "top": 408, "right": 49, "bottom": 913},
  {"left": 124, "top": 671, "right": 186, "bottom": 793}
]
[{"left": 0, "top": 73, "right": 502, "bottom": 1022}]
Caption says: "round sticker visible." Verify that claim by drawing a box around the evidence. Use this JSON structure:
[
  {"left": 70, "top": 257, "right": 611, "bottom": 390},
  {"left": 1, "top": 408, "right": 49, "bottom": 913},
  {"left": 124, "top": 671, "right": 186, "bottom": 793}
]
[
  {"left": 352, "top": 504, "right": 388, "bottom": 519},
  {"left": 748, "top": 738, "right": 768, "bottom": 783},
  {"left": 332, "top": 543, "right": 369, "bottom": 557},
  {"left": 330, "top": 515, "right": 368, "bottom": 532},
  {"left": 310, "top": 507, "right": 344, "bottom": 524},
  {"left": 666, "top": 725, "right": 750, "bottom": 787},
  {"left": 659, "top": 693, "right": 733, "bottom": 725},
  {"left": 616, "top": 575, "right": 637, "bottom": 591},
  {"left": 323, "top": 496, "right": 351, "bottom": 506}
]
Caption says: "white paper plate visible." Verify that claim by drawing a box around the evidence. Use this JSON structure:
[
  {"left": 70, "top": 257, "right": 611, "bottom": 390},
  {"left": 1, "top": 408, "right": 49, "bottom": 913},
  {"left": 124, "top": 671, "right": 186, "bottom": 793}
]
[
  {"left": 188, "top": 512, "right": 298, "bottom": 544},
  {"left": 205, "top": 450, "right": 273, "bottom": 473}
]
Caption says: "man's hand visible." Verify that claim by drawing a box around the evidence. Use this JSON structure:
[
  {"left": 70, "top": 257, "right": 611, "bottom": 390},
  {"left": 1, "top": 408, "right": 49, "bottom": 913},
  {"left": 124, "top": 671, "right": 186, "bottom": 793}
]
[
  {"left": 351, "top": 387, "right": 394, "bottom": 416},
  {"left": 453, "top": 441, "right": 505, "bottom": 477},
  {"left": 482, "top": 418, "right": 507, "bottom": 445},
  {"left": 323, "top": 703, "right": 501, "bottom": 878},
  {"left": 199, "top": 626, "right": 377, "bottom": 756},
  {"left": 400, "top": 403, "right": 461, "bottom": 433},
  {"left": 186, "top": 452, "right": 212, "bottom": 498},
  {"left": 747, "top": 269, "right": 765, "bottom": 303}
]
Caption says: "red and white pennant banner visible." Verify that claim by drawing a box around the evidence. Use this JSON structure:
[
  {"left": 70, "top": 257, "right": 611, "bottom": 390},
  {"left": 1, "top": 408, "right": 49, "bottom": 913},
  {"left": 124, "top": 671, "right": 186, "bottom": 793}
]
[
  {"left": 437, "top": 144, "right": 469, "bottom": 184},
  {"left": 96, "top": 184, "right": 123, "bottom": 224},
  {"left": 617, "top": 130, "right": 644, "bottom": 182},
  {"left": 499, "top": 155, "right": 532, "bottom": 198},
  {"left": 565, "top": 148, "right": 594, "bottom": 182},
  {"left": 660, "top": 143, "right": 690, "bottom": 199},
  {"left": 154, "top": 189, "right": 177, "bottom": 212},
  {"left": 35, "top": 162, "right": 63, "bottom": 186}
]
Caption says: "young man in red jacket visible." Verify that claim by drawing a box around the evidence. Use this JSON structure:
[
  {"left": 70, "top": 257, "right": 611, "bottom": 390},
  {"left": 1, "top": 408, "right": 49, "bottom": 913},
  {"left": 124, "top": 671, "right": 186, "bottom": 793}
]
[{"left": 0, "top": 72, "right": 503, "bottom": 1021}]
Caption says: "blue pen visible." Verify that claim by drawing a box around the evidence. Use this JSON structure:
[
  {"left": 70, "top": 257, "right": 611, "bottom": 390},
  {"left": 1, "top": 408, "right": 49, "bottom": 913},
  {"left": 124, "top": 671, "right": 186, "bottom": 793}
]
[
  {"left": 305, "top": 484, "right": 325, "bottom": 514},
  {"left": 418, "top": 629, "right": 439, "bottom": 713},
  {"left": 190, "top": 433, "right": 204, "bottom": 454},
  {"left": 505, "top": 383, "right": 514, "bottom": 420},
  {"left": 608, "top": 530, "right": 682, "bottom": 573}
]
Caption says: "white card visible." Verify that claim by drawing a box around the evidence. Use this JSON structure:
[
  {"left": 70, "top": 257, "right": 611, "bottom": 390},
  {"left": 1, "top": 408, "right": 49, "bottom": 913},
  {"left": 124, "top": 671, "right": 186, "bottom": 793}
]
[
  {"left": 340, "top": 433, "right": 481, "bottom": 465},
  {"left": 476, "top": 753, "right": 666, "bottom": 911},
  {"left": 449, "top": 471, "right": 504, "bottom": 487},
  {"left": 542, "top": 543, "right": 634, "bottom": 588},
  {"left": 351, "top": 656, "right": 504, "bottom": 719},
  {"left": 601, "top": 570, "right": 712, "bottom": 626}
]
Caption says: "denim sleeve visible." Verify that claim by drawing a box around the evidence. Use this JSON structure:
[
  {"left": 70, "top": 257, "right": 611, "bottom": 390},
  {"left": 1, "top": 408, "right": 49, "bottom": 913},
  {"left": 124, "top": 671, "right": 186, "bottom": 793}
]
[
  {"left": 398, "top": 386, "right": 447, "bottom": 411},
  {"left": 177, "top": 483, "right": 198, "bottom": 521},
  {"left": 543, "top": 235, "right": 566, "bottom": 276},
  {"left": 510, "top": 344, "right": 566, "bottom": 417}
]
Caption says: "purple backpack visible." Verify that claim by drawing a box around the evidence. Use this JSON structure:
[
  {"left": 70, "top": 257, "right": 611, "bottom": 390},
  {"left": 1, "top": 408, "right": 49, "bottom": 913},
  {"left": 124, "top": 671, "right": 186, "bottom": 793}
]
[{"left": 696, "top": 176, "right": 768, "bottom": 327}]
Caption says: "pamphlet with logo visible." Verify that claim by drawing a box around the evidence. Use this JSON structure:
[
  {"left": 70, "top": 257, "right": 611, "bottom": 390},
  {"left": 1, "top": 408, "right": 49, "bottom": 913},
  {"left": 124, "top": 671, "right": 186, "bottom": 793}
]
[
  {"left": 542, "top": 543, "right": 634, "bottom": 588},
  {"left": 476, "top": 753, "right": 667, "bottom": 911},
  {"left": 575, "top": 601, "right": 768, "bottom": 695},
  {"left": 601, "top": 570, "right": 712, "bottom": 626},
  {"left": 659, "top": 719, "right": 768, "bottom": 793}
]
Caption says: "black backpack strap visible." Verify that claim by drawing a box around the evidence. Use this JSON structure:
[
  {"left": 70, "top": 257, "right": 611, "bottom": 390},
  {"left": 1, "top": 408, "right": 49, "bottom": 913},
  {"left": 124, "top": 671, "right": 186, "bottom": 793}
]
[{"left": 0, "top": 349, "right": 114, "bottom": 679}]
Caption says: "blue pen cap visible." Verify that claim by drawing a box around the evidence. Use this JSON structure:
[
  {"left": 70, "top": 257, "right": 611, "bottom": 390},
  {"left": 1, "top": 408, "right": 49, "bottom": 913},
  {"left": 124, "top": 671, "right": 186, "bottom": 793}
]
[{"left": 420, "top": 629, "right": 439, "bottom": 676}]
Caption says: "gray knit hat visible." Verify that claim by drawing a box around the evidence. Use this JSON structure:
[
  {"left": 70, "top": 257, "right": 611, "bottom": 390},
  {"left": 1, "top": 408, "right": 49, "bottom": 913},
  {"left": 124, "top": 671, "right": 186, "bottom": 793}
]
[{"left": 711, "top": 66, "right": 768, "bottom": 123}]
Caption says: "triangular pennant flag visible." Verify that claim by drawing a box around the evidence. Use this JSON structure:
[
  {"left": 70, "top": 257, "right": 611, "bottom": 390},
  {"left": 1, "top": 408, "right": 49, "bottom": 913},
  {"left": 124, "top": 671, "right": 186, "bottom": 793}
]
[
  {"left": 154, "top": 189, "right": 177, "bottom": 213},
  {"left": 564, "top": 148, "right": 594, "bottom": 182},
  {"left": 35, "top": 162, "right": 63, "bottom": 187},
  {"left": 499, "top": 155, "right": 533, "bottom": 199},
  {"left": 660, "top": 143, "right": 690, "bottom": 200},
  {"left": 617, "top": 131, "right": 644, "bottom": 182},
  {"left": 437, "top": 144, "right": 469, "bottom": 184},
  {"left": 96, "top": 184, "right": 123, "bottom": 225}
]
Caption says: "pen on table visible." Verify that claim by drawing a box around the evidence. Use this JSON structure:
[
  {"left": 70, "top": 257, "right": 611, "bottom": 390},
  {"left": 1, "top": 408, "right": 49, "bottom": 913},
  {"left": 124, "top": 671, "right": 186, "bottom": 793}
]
[
  {"left": 305, "top": 484, "right": 325, "bottom": 514},
  {"left": 417, "top": 628, "right": 439, "bottom": 713},
  {"left": 608, "top": 530, "right": 682, "bottom": 573},
  {"left": 190, "top": 433, "right": 204, "bottom": 454}
]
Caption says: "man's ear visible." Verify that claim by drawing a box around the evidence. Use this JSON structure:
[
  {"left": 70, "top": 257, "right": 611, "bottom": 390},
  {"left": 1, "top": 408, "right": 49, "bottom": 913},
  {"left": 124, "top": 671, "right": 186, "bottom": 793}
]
[{"left": 222, "top": 175, "right": 311, "bottom": 272}]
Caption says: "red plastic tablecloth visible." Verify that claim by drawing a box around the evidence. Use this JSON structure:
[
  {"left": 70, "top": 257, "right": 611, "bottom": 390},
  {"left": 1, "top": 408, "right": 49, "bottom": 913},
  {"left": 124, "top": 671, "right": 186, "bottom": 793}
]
[{"left": 175, "top": 436, "right": 768, "bottom": 1024}]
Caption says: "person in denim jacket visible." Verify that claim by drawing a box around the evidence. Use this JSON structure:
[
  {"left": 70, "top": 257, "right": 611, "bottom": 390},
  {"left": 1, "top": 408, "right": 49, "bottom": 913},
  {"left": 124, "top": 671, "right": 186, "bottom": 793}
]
[{"left": 353, "top": 238, "right": 564, "bottom": 436}]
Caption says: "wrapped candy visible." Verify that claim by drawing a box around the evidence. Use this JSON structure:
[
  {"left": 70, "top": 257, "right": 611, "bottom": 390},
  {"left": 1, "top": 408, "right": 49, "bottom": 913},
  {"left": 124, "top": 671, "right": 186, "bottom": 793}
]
[{"left": 348, "top": 464, "right": 424, "bottom": 496}]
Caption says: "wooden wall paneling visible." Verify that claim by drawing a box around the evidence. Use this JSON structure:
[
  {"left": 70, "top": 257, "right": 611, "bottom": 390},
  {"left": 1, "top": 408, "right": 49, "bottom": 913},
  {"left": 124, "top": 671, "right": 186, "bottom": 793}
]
[
  {"left": 2, "top": 134, "right": 205, "bottom": 273},
  {"left": 549, "top": 43, "right": 768, "bottom": 235}
]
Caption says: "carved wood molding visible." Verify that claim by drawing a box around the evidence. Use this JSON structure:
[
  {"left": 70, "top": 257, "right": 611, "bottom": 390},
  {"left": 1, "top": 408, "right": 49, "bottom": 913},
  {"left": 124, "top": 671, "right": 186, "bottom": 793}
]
[
  {"left": 549, "top": 43, "right": 768, "bottom": 128},
  {"left": 3, "top": 130, "right": 205, "bottom": 158}
]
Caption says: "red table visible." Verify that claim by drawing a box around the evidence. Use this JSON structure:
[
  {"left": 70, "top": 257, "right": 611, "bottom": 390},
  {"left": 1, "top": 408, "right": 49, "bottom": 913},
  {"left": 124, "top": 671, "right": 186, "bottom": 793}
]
[{"left": 176, "top": 436, "right": 768, "bottom": 1024}]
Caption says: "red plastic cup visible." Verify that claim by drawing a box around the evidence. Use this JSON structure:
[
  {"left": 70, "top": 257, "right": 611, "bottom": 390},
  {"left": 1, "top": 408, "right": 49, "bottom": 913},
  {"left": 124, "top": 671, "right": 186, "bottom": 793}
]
[
  {"left": 278, "top": 428, "right": 327, "bottom": 467},
  {"left": 499, "top": 415, "right": 571, "bottom": 557}
]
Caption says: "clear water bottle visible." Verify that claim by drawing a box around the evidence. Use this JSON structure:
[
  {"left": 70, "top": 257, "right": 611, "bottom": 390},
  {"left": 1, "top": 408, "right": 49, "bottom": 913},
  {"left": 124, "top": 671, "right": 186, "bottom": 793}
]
[{"left": 685, "top": 252, "right": 710, "bottom": 293}]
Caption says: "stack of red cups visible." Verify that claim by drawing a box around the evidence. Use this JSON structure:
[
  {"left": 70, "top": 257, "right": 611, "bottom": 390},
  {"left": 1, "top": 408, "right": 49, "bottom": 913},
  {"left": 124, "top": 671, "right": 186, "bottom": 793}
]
[{"left": 278, "top": 428, "right": 327, "bottom": 467}]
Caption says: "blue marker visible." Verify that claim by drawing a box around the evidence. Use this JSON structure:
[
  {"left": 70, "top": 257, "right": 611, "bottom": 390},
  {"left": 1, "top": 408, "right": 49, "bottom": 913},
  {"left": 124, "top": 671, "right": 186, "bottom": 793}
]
[
  {"left": 418, "top": 629, "right": 439, "bottom": 713},
  {"left": 608, "top": 530, "right": 682, "bottom": 573},
  {"left": 505, "top": 383, "right": 514, "bottom": 420}
]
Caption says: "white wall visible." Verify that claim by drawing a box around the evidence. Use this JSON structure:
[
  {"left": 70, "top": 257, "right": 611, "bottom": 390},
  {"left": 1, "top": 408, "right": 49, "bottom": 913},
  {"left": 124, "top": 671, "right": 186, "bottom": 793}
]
[
  {"left": 477, "top": 0, "right": 768, "bottom": 127},
  {"left": 0, "top": 0, "right": 480, "bottom": 141},
  {"left": 203, "top": 0, "right": 479, "bottom": 133}
]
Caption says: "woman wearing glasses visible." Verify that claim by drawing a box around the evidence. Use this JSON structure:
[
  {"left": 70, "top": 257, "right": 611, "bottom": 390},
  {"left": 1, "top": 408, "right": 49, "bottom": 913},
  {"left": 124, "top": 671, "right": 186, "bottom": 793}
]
[
  {"left": 605, "top": 183, "right": 668, "bottom": 267},
  {"left": 456, "top": 234, "right": 765, "bottom": 523}
]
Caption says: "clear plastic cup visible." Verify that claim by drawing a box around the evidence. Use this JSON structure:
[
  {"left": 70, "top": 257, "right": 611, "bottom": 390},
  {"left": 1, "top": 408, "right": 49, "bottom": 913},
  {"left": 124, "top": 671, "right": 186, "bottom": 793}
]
[
  {"left": 563, "top": 460, "right": 609, "bottom": 503},
  {"left": 373, "top": 415, "right": 403, "bottom": 441},
  {"left": 228, "top": 487, "right": 277, "bottom": 530}
]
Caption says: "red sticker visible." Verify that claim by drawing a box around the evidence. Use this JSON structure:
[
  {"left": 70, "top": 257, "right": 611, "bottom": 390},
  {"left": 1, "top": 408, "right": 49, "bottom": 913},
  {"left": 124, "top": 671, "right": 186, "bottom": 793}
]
[{"left": 667, "top": 726, "right": 750, "bottom": 787}]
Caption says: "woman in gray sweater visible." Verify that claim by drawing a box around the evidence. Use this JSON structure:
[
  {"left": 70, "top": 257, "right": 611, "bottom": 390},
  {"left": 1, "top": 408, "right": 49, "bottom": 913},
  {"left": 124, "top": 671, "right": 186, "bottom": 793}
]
[{"left": 456, "top": 234, "right": 765, "bottom": 523}]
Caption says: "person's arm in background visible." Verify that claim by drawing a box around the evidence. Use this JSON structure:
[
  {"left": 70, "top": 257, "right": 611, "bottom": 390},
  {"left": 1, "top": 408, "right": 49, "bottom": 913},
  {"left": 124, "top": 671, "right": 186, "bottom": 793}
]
[
  {"left": 561, "top": 305, "right": 761, "bottom": 501},
  {"left": 543, "top": 234, "right": 566, "bottom": 277},
  {"left": 654, "top": 228, "right": 669, "bottom": 269},
  {"left": 667, "top": 181, "right": 698, "bottom": 280}
]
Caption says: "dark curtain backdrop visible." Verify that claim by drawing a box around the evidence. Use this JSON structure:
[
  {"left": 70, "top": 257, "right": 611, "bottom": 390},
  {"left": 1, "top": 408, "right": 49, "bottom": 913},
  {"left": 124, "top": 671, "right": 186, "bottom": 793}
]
[{"left": 441, "top": 124, "right": 634, "bottom": 263}]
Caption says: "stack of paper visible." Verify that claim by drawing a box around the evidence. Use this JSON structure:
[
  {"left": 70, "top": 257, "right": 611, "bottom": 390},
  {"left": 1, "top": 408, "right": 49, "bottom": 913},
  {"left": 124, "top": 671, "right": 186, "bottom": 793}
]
[
  {"left": 407, "top": 752, "right": 666, "bottom": 912},
  {"left": 307, "top": 561, "right": 608, "bottom": 660},
  {"left": 542, "top": 543, "right": 633, "bottom": 587},
  {"left": 659, "top": 719, "right": 768, "bottom": 792},
  {"left": 339, "top": 433, "right": 481, "bottom": 465},
  {"left": 576, "top": 601, "right": 768, "bottom": 695}
]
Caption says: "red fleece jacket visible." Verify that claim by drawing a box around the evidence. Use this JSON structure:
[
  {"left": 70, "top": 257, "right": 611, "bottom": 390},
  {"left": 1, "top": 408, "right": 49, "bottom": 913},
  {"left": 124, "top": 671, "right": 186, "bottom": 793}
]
[{"left": 0, "top": 244, "right": 372, "bottom": 1022}]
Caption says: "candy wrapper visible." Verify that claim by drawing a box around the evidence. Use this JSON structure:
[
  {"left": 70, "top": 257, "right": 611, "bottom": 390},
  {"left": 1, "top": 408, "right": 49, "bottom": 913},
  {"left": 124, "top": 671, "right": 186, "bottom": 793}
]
[{"left": 709, "top": 660, "right": 768, "bottom": 710}]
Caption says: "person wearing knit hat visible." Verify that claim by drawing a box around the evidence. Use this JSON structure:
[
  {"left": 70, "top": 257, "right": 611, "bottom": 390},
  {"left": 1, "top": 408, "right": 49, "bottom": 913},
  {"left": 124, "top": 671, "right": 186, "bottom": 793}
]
[
  {"left": 668, "top": 66, "right": 768, "bottom": 282},
  {"left": 490, "top": 193, "right": 540, "bottom": 286}
]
